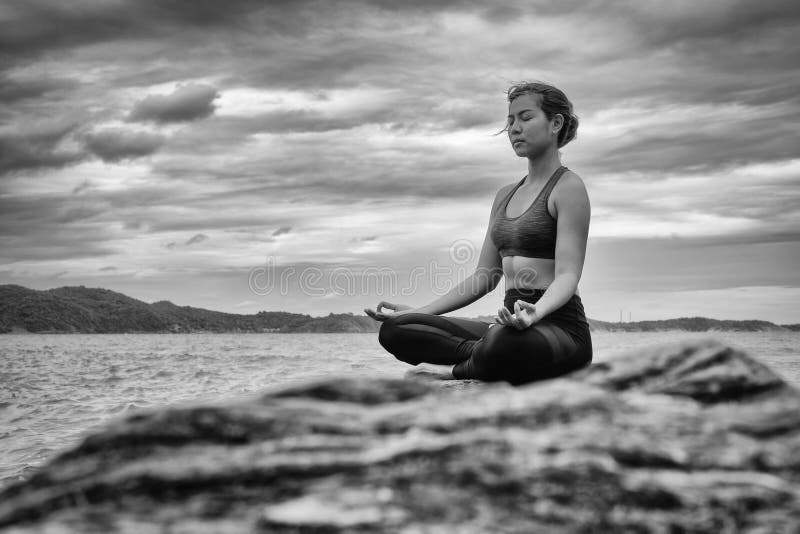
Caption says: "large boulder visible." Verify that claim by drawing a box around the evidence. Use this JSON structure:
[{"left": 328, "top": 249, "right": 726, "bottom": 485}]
[{"left": 1, "top": 338, "right": 799, "bottom": 533}]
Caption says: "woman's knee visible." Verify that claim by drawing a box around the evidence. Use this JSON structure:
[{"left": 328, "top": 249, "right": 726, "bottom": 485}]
[
  {"left": 378, "top": 316, "right": 400, "bottom": 351},
  {"left": 378, "top": 313, "right": 434, "bottom": 349},
  {"left": 377, "top": 317, "right": 420, "bottom": 364}
]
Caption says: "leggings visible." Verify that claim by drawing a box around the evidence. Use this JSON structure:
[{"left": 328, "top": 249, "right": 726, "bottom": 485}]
[{"left": 378, "top": 288, "right": 592, "bottom": 386}]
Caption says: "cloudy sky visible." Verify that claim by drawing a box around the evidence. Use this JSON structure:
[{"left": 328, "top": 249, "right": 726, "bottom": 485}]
[{"left": 1, "top": 0, "right": 798, "bottom": 323}]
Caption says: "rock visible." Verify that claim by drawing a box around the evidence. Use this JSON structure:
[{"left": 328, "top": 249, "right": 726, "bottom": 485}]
[{"left": 1, "top": 338, "right": 799, "bottom": 532}]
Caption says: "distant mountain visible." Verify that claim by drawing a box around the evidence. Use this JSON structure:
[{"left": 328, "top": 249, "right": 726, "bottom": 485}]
[
  {"left": 0, "top": 285, "right": 378, "bottom": 334},
  {"left": 586, "top": 316, "right": 788, "bottom": 333},
  {"left": 0, "top": 285, "right": 794, "bottom": 334},
  {"left": 474, "top": 314, "right": 793, "bottom": 333}
]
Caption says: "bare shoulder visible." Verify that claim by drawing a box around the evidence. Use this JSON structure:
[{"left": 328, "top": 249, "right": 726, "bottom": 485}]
[
  {"left": 551, "top": 169, "right": 590, "bottom": 217},
  {"left": 490, "top": 181, "right": 517, "bottom": 211},
  {"left": 497, "top": 181, "right": 517, "bottom": 197},
  {"left": 553, "top": 169, "right": 589, "bottom": 201}
]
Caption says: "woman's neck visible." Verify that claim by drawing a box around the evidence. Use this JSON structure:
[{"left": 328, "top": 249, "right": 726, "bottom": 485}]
[{"left": 526, "top": 145, "right": 562, "bottom": 184}]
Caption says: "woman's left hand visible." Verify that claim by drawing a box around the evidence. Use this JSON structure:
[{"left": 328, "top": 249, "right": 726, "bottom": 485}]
[{"left": 494, "top": 300, "right": 541, "bottom": 330}]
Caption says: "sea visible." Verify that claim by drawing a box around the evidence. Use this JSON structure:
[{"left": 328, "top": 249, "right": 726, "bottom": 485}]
[{"left": 1, "top": 330, "right": 798, "bottom": 489}]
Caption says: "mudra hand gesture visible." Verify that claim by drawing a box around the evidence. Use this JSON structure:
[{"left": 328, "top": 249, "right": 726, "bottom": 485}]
[
  {"left": 364, "top": 301, "right": 414, "bottom": 321},
  {"left": 495, "top": 299, "right": 540, "bottom": 330}
]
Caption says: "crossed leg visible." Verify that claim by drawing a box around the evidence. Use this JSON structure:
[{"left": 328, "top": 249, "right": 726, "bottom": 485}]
[{"left": 378, "top": 312, "right": 590, "bottom": 385}]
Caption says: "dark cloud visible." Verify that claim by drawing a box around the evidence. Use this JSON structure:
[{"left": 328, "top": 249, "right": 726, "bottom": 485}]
[
  {"left": 129, "top": 84, "right": 219, "bottom": 123},
  {"left": 0, "top": 0, "right": 300, "bottom": 61},
  {"left": 619, "top": 0, "right": 800, "bottom": 48},
  {"left": 152, "top": 146, "right": 502, "bottom": 202},
  {"left": 84, "top": 128, "right": 165, "bottom": 162},
  {"left": 515, "top": 0, "right": 800, "bottom": 45},
  {"left": 582, "top": 111, "right": 800, "bottom": 174},
  {"left": 272, "top": 226, "right": 292, "bottom": 236},
  {"left": 185, "top": 233, "right": 209, "bottom": 245},
  {"left": 0, "top": 230, "right": 116, "bottom": 261},
  {"left": 0, "top": 121, "right": 84, "bottom": 174},
  {"left": 72, "top": 181, "right": 92, "bottom": 195},
  {"left": 0, "top": 74, "right": 76, "bottom": 103},
  {"left": 0, "top": 0, "right": 476, "bottom": 65},
  {"left": 99, "top": 266, "right": 117, "bottom": 272},
  {"left": 239, "top": 39, "right": 440, "bottom": 91},
  {"left": 147, "top": 214, "right": 299, "bottom": 233},
  {"left": 233, "top": 96, "right": 498, "bottom": 135},
  {"left": 588, "top": 134, "right": 791, "bottom": 176},
  {"left": 54, "top": 206, "right": 106, "bottom": 224},
  {"left": 245, "top": 109, "right": 380, "bottom": 134}
]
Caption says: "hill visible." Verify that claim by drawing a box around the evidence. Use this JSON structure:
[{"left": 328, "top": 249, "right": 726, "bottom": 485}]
[
  {"left": 0, "top": 285, "right": 794, "bottom": 334},
  {"left": 0, "top": 285, "right": 378, "bottom": 334},
  {"left": 587, "top": 316, "right": 788, "bottom": 332}
]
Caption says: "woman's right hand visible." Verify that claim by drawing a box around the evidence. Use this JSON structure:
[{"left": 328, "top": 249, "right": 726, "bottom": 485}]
[{"left": 364, "top": 301, "right": 415, "bottom": 321}]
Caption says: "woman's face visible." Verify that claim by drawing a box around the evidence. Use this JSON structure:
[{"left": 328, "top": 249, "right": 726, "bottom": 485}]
[{"left": 506, "top": 93, "right": 561, "bottom": 158}]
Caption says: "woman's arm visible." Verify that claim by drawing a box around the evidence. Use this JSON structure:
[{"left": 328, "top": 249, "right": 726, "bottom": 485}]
[{"left": 530, "top": 171, "right": 591, "bottom": 318}]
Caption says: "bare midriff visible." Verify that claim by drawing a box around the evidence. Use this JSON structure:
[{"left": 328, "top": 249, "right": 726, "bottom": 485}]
[{"left": 502, "top": 256, "right": 581, "bottom": 298}]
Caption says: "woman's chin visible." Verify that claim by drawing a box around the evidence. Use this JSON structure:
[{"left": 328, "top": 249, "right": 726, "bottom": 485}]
[{"left": 512, "top": 146, "right": 531, "bottom": 157}]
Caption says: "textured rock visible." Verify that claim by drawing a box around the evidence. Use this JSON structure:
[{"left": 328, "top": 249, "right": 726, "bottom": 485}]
[{"left": 1, "top": 338, "right": 799, "bottom": 533}]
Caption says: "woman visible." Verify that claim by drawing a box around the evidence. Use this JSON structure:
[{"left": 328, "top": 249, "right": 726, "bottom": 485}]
[{"left": 365, "top": 81, "right": 592, "bottom": 385}]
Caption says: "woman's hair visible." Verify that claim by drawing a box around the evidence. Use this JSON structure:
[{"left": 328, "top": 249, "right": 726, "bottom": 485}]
[{"left": 506, "top": 81, "right": 578, "bottom": 148}]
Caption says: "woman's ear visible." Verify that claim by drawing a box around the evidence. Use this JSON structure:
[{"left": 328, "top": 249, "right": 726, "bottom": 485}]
[{"left": 552, "top": 113, "right": 564, "bottom": 134}]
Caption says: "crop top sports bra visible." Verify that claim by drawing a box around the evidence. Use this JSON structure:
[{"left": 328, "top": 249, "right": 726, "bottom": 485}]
[{"left": 490, "top": 166, "right": 568, "bottom": 259}]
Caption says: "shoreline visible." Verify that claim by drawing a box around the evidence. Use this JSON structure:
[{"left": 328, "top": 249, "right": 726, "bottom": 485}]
[{"left": 3, "top": 327, "right": 799, "bottom": 335}]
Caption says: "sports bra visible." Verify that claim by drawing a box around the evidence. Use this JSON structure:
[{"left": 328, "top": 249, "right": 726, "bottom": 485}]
[{"left": 489, "top": 166, "right": 568, "bottom": 259}]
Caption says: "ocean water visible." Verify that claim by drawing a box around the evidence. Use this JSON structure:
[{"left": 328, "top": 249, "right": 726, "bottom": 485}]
[{"left": 0, "top": 330, "right": 798, "bottom": 488}]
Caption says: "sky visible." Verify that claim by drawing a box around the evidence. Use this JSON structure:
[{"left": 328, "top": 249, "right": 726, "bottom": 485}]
[{"left": 1, "top": 0, "right": 799, "bottom": 323}]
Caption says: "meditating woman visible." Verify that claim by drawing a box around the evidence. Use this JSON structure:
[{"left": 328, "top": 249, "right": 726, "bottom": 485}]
[{"left": 365, "top": 81, "right": 592, "bottom": 385}]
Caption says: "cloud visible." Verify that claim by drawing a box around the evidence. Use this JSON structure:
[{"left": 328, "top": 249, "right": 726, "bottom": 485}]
[
  {"left": 129, "top": 84, "right": 219, "bottom": 123},
  {"left": 185, "top": 233, "right": 209, "bottom": 245},
  {"left": 54, "top": 206, "right": 106, "bottom": 224},
  {"left": 272, "top": 226, "right": 292, "bottom": 236},
  {"left": 0, "top": 120, "right": 84, "bottom": 174},
  {"left": 84, "top": 128, "right": 165, "bottom": 162},
  {"left": 72, "top": 180, "right": 92, "bottom": 194},
  {"left": 0, "top": 0, "right": 277, "bottom": 60},
  {"left": 0, "top": 74, "right": 76, "bottom": 103}
]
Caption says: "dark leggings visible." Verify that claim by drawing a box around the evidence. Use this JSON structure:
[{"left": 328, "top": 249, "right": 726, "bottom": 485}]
[{"left": 378, "top": 288, "right": 593, "bottom": 386}]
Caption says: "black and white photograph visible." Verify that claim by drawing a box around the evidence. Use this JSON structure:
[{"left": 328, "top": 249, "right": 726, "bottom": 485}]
[{"left": 1, "top": 0, "right": 799, "bottom": 531}]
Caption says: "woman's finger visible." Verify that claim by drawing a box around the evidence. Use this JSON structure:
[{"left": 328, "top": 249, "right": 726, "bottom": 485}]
[
  {"left": 497, "top": 308, "right": 510, "bottom": 325},
  {"left": 376, "top": 301, "right": 393, "bottom": 313},
  {"left": 502, "top": 307, "right": 521, "bottom": 329},
  {"left": 511, "top": 302, "right": 521, "bottom": 327},
  {"left": 518, "top": 300, "right": 536, "bottom": 312},
  {"left": 365, "top": 308, "right": 391, "bottom": 321}
]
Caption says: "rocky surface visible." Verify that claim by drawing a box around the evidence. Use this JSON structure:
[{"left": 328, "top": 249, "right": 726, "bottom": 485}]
[{"left": 1, "top": 338, "right": 799, "bottom": 533}]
